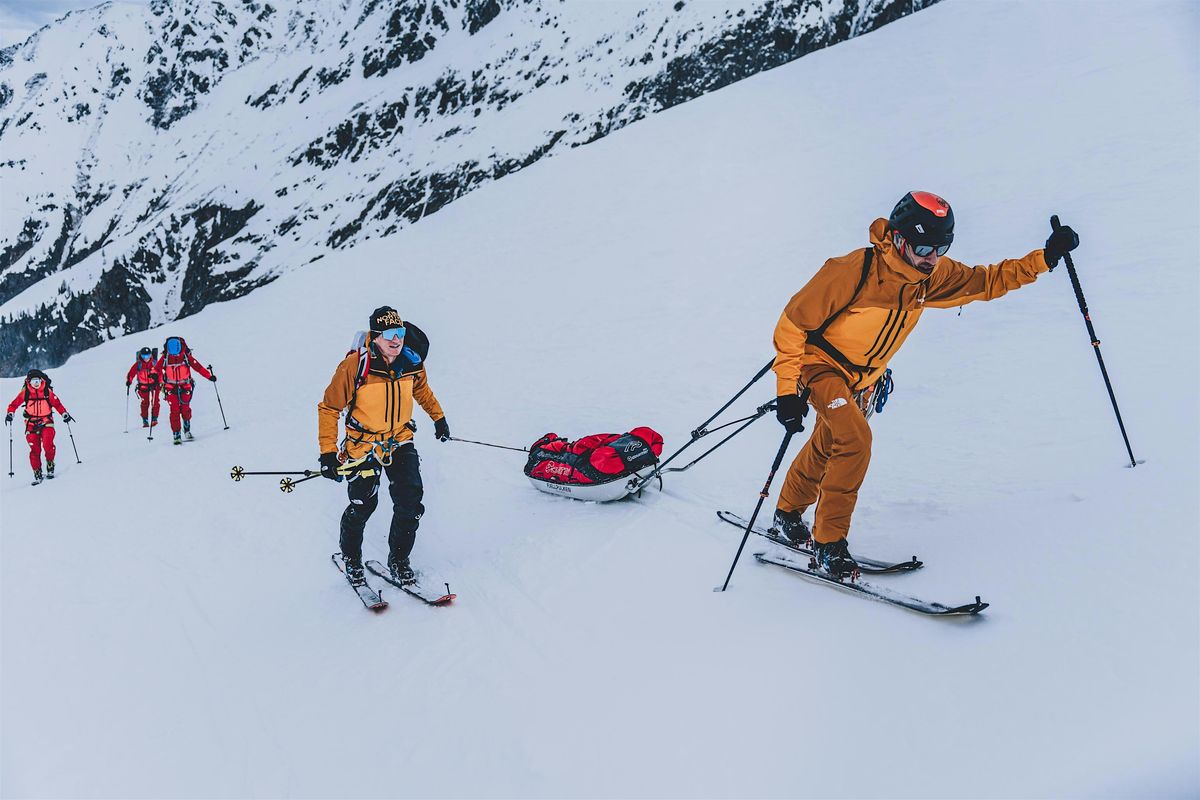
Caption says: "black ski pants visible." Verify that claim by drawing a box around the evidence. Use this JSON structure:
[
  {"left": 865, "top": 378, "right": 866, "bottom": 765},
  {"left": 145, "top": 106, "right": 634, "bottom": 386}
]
[{"left": 339, "top": 443, "right": 424, "bottom": 563}]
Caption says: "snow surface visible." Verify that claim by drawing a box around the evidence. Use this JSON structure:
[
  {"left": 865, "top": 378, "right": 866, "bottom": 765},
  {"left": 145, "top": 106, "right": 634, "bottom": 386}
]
[{"left": 2, "top": 0, "right": 1198, "bottom": 797}]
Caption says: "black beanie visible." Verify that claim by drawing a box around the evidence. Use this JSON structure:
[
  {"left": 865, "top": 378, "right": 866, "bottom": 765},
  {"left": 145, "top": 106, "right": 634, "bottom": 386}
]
[{"left": 369, "top": 306, "right": 403, "bottom": 333}]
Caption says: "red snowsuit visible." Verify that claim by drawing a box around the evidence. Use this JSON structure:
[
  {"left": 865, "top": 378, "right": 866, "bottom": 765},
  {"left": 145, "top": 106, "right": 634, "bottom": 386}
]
[
  {"left": 126, "top": 358, "right": 161, "bottom": 422},
  {"left": 6, "top": 382, "right": 68, "bottom": 471},
  {"left": 156, "top": 346, "right": 214, "bottom": 433}
]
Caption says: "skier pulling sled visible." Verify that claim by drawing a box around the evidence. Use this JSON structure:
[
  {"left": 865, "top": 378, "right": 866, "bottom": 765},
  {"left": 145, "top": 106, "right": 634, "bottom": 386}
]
[{"left": 524, "top": 427, "right": 663, "bottom": 502}]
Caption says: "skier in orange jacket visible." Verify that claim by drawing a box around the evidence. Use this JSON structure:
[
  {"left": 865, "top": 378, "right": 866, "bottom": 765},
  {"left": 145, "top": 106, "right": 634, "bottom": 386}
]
[
  {"left": 318, "top": 306, "right": 449, "bottom": 587},
  {"left": 770, "top": 191, "right": 1079, "bottom": 576}
]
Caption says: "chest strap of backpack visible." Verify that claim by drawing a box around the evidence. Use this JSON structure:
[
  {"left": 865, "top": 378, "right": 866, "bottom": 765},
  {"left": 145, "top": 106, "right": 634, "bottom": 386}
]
[
  {"left": 804, "top": 248, "right": 874, "bottom": 375},
  {"left": 345, "top": 346, "right": 371, "bottom": 422}
]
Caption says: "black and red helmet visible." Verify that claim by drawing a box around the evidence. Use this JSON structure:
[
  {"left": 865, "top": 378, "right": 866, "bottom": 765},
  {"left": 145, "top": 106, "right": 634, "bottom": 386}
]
[{"left": 888, "top": 191, "right": 954, "bottom": 247}]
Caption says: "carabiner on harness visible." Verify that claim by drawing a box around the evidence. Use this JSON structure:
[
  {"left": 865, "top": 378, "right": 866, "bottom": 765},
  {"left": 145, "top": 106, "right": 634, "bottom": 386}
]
[{"left": 854, "top": 368, "right": 894, "bottom": 421}]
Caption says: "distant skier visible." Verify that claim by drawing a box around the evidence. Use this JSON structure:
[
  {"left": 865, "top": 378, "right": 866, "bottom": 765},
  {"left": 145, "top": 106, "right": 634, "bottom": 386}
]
[
  {"left": 126, "top": 346, "right": 162, "bottom": 428},
  {"left": 5, "top": 369, "right": 73, "bottom": 484},
  {"left": 770, "top": 191, "right": 1079, "bottom": 576},
  {"left": 156, "top": 336, "right": 216, "bottom": 445},
  {"left": 318, "top": 306, "right": 450, "bottom": 587}
]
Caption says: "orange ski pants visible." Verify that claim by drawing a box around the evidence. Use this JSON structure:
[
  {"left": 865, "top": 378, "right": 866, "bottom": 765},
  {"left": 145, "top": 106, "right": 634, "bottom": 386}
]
[{"left": 777, "top": 366, "right": 871, "bottom": 543}]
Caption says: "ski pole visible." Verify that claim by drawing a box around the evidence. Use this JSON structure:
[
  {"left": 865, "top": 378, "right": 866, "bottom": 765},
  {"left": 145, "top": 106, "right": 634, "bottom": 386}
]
[
  {"left": 1051, "top": 215, "right": 1139, "bottom": 467},
  {"left": 149, "top": 387, "right": 160, "bottom": 441},
  {"left": 230, "top": 466, "right": 319, "bottom": 481},
  {"left": 124, "top": 385, "right": 130, "bottom": 433},
  {"left": 634, "top": 358, "right": 775, "bottom": 490},
  {"left": 280, "top": 474, "right": 322, "bottom": 492},
  {"left": 64, "top": 418, "right": 82, "bottom": 464},
  {"left": 7, "top": 421, "right": 12, "bottom": 477},
  {"left": 230, "top": 465, "right": 376, "bottom": 491},
  {"left": 448, "top": 436, "right": 528, "bottom": 453},
  {"left": 715, "top": 389, "right": 808, "bottom": 593},
  {"left": 209, "top": 366, "right": 229, "bottom": 430},
  {"left": 280, "top": 467, "right": 377, "bottom": 493}
]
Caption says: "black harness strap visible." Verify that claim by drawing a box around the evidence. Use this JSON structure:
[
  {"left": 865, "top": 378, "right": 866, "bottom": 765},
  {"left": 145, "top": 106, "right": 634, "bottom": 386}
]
[{"left": 805, "top": 248, "right": 874, "bottom": 375}]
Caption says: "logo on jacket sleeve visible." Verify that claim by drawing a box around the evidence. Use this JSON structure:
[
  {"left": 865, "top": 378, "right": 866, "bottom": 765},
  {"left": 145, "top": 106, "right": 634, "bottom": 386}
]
[{"left": 827, "top": 397, "right": 848, "bottom": 410}]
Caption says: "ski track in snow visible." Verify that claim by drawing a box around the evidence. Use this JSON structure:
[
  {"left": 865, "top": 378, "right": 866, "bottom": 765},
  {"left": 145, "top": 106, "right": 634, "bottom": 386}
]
[{"left": 2, "top": 1, "right": 1198, "bottom": 798}]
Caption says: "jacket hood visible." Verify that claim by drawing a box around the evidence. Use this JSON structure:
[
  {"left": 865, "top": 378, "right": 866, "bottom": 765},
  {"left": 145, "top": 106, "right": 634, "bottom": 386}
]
[{"left": 869, "top": 217, "right": 939, "bottom": 285}]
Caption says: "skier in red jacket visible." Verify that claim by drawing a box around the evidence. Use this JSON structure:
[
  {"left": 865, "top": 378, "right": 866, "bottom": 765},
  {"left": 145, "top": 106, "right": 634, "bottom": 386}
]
[
  {"left": 156, "top": 336, "right": 216, "bottom": 445},
  {"left": 125, "top": 346, "right": 162, "bottom": 428},
  {"left": 5, "top": 369, "right": 72, "bottom": 484}
]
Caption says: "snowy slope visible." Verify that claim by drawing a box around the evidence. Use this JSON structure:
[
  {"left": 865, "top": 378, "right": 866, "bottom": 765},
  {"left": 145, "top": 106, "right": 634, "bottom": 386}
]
[
  {"left": 2, "top": 1, "right": 1198, "bottom": 797},
  {"left": 0, "top": 0, "right": 932, "bottom": 375}
]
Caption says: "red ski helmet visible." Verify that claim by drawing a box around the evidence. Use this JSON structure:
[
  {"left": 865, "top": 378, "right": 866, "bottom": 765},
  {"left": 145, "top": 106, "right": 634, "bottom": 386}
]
[{"left": 888, "top": 191, "right": 954, "bottom": 247}]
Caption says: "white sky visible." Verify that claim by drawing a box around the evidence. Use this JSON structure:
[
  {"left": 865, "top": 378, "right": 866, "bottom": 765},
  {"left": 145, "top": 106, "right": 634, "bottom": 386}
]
[{"left": 0, "top": 0, "right": 148, "bottom": 47}]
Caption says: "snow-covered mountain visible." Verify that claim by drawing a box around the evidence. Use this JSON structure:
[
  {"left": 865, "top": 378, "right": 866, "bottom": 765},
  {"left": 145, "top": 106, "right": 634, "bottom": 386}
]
[
  {"left": 0, "top": 0, "right": 933, "bottom": 376},
  {"left": 2, "top": 1, "right": 1197, "bottom": 796}
]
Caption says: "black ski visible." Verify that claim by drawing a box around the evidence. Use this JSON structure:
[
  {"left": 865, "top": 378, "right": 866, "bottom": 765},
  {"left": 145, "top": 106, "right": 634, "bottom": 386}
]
[
  {"left": 365, "top": 560, "right": 455, "bottom": 606},
  {"left": 331, "top": 553, "right": 388, "bottom": 612},
  {"left": 717, "top": 510, "right": 921, "bottom": 574},
  {"left": 754, "top": 551, "right": 987, "bottom": 617}
]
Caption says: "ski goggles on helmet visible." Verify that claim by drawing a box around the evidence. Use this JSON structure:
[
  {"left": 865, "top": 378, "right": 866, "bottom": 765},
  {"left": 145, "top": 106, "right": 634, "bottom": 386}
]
[
  {"left": 910, "top": 242, "right": 951, "bottom": 257},
  {"left": 140, "top": 352, "right": 153, "bottom": 361},
  {"left": 377, "top": 326, "right": 406, "bottom": 342},
  {"left": 897, "top": 233, "right": 951, "bottom": 258},
  {"left": 28, "top": 377, "right": 43, "bottom": 388},
  {"left": 166, "top": 337, "right": 183, "bottom": 355}
]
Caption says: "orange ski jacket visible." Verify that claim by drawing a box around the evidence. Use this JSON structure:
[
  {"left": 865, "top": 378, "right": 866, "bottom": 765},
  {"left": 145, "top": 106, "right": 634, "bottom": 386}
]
[
  {"left": 773, "top": 218, "right": 1050, "bottom": 394},
  {"left": 318, "top": 341, "right": 445, "bottom": 459}
]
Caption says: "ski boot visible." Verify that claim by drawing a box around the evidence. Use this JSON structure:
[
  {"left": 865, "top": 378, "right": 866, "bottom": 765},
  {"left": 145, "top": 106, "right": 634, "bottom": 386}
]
[
  {"left": 45, "top": 460, "right": 55, "bottom": 480},
  {"left": 142, "top": 417, "right": 150, "bottom": 428},
  {"left": 388, "top": 555, "right": 416, "bottom": 585},
  {"left": 151, "top": 416, "right": 159, "bottom": 428},
  {"left": 771, "top": 508, "right": 811, "bottom": 546},
  {"left": 31, "top": 469, "right": 43, "bottom": 486},
  {"left": 812, "top": 538, "right": 857, "bottom": 579},
  {"left": 183, "top": 420, "right": 194, "bottom": 441},
  {"left": 173, "top": 431, "right": 182, "bottom": 445},
  {"left": 342, "top": 555, "right": 366, "bottom": 587}
]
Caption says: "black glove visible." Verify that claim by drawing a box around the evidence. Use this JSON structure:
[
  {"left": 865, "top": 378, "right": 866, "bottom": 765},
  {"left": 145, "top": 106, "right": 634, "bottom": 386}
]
[
  {"left": 434, "top": 417, "right": 450, "bottom": 442},
  {"left": 319, "top": 452, "right": 343, "bottom": 482},
  {"left": 775, "top": 394, "right": 808, "bottom": 433},
  {"left": 1044, "top": 224, "right": 1079, "bottom": 270},
  {"left": 3, "top": 412, "right": 11, "bottom": 425},
  {"left": 209, "top": 374, "right": 218, "bottom": 382},
  {"left": 126, "top": 379, "right": 131, "bottom": 389},
  {"left": 62, "top": 413, "right": 73, "bottom": 423}
]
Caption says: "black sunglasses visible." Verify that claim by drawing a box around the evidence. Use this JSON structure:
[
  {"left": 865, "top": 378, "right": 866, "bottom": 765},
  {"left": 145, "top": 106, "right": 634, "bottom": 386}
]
[
  {"left": 896, "top": 233, "right": 951, "bottom": 258},
  {"left": 911, "top": 242, "right": 951, "bottom": 257}
]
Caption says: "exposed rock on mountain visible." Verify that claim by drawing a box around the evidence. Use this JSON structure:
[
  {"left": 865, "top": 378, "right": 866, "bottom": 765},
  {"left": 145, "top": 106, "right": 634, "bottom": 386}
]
[{"left": 0, "top": 0, "right": 935, "bottom": 375}]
